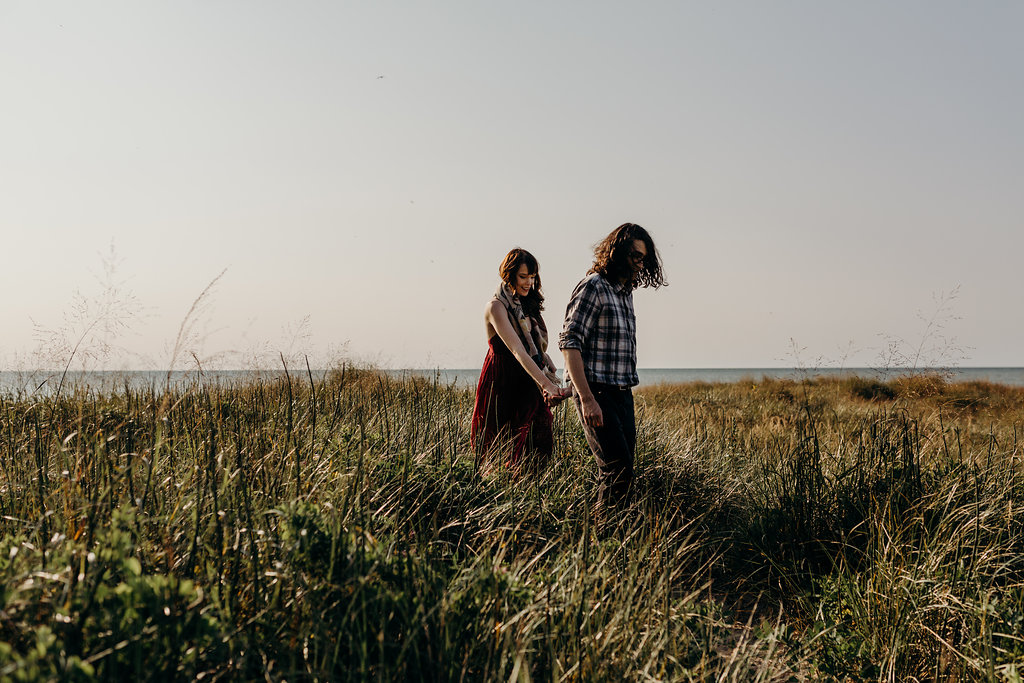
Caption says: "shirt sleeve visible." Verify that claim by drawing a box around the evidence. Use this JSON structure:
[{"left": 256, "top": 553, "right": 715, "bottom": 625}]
[{"left": 558, "top": 277, "right": 601, "bottom": 351}]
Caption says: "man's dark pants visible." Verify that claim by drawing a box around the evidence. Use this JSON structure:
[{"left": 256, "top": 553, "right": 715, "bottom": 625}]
[{"left": 575, "top": 382, "right": 636, "bottom": 506}]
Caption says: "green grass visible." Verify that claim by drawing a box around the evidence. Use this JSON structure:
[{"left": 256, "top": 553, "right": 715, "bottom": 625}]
[{"left": 1, "top": 368, "right": 1024, "bottom": 681}]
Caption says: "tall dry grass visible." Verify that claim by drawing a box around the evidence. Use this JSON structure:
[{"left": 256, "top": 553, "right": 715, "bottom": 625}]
[{"left": 1, "top": 369, "right": 1023, "bottom": 681}]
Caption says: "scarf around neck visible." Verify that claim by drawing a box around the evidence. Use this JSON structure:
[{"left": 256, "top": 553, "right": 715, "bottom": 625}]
[{"left": 494, "top": 282, "right": 547, "bottom": 362}]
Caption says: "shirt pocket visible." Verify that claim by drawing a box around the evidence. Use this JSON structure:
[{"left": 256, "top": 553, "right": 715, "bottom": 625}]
[{"left": 597, "top": 305, "right": 621, "bottom": 341}]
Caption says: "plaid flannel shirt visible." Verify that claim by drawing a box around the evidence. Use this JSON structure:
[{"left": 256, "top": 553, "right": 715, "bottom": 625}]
[{"left": 558, "top": 273, "right": 638, "bottom": 387}]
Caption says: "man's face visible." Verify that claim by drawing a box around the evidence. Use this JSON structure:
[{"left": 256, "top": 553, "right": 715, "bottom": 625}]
[{"left": 627, "top": 239, "right": 648, "bottom": 277}]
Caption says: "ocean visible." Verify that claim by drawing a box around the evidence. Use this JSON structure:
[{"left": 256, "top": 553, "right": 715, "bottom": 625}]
[
  {"left": 3, "top": 367, "right": 1023, "bottom": 396},
  {"left": 405, "top": 367, "right": 1024, "bottom": 389}
]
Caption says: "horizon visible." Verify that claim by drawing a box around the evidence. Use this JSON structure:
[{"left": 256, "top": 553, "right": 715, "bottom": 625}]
[{"left": 5, "top": 364, "right": 1022, "bottom": 374}]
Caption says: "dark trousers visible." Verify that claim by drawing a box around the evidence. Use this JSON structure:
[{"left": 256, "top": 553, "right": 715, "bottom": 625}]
[{"left": 575, "top": 383, "right": 636, "bottom": 506}]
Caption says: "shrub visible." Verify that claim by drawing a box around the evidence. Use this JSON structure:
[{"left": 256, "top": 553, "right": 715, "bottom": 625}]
[{"left": 846, "top": 377, "right": 897, "bottom": 402}]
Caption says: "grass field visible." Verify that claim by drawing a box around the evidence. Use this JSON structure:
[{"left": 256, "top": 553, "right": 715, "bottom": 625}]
[{"left": 1, "top": 368, "right": 1023, "bottom": 681}]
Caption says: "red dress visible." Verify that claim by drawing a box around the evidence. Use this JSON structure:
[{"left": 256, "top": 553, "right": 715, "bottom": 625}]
[{"left": 471, "top": 334, "right": 553, "bottom": 469}]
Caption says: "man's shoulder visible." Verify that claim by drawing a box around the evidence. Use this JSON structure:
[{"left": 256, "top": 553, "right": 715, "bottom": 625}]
[
  {"left": 574, "top": 272, "right": 611, "bottom": 294},
  {"left": 566, "top": 274, "right": 606, "bottom": 307}
]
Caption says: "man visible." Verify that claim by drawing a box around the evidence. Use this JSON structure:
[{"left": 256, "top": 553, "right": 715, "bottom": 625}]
[{"left": 559, "top": 223, "right": 666, "bottom": 506}]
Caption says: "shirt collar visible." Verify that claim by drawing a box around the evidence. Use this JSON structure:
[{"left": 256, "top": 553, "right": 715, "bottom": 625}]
[
  {"left": 610, "top": 278, "right": 633, "bottom": 295},
  {"left": 596, "top": 272, "right": 633, "bottom": 295}
]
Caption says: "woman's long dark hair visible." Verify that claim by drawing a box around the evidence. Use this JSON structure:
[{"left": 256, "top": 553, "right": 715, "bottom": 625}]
[
  {"left": 588, "top": 223, "right": 667, "bottom": 290},
  {"left": 499, "top": 248, "right": 544, "bottom": 317}
]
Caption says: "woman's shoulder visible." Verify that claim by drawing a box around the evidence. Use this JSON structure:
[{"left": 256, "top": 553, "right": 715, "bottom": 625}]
[{"left": 485, "top": 298, "right": 507, "bottom": 320}]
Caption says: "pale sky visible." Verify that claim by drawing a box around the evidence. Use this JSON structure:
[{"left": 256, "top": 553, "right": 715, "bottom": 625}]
[{"left": 2, "top": 1, "right": 1021, "bottom": 371}]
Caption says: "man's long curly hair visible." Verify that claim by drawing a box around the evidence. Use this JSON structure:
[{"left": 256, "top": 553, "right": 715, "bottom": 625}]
[
  {"left": 588, "top": 223, "right": 667, "bottom": 290},
  {"left": 499, "top": 248, "right": 545, "bottom": 317}
]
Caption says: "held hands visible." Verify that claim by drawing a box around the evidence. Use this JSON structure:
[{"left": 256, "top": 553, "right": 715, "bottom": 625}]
[
  {"left": 542, "top": 383, "right": 572, "bottom": 407},
  {"left": 541, "top": 366, "right": 571, "bottom": 407}
]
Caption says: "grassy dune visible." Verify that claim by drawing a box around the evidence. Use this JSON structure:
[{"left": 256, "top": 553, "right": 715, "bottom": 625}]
[{"left": 1, "top": 368, "right": 1023, "bottom": 681}]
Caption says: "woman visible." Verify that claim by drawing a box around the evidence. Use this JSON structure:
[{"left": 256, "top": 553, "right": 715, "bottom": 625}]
[{"left": 471, "top": 248, "right": 570, "bottom": 470}]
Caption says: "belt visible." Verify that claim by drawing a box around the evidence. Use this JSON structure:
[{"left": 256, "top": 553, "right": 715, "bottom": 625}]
[{"left": 590, "top": 382, "right": 632, "bottom": 392}]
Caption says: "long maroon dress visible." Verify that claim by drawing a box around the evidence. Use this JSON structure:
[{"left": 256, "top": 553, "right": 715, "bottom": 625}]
[{"left": 471, "top": 334, "right": 553, "bottom": 469}]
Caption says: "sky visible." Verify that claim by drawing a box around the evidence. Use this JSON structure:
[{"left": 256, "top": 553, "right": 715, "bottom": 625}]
[{"left": 2, "top": 1, "right": 1021, "bottom": 371}]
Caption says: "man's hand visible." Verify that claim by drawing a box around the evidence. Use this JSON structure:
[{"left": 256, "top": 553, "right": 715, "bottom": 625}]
[{"left": 579, "top": 394, "right": 603, "bottom": 428}]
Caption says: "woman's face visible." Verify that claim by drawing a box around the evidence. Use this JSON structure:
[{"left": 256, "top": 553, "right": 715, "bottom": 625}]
[{"left": 512, "top": 263, "right": 536, "bottom": 298}]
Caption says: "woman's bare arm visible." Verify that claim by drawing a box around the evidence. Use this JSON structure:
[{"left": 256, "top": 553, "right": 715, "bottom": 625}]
[{"left": 485, "top": 300, "right": 560, "bottom": 397}]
